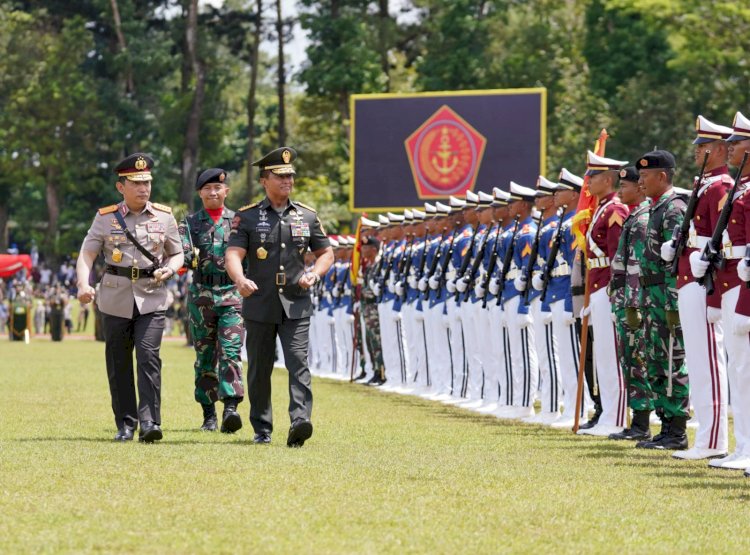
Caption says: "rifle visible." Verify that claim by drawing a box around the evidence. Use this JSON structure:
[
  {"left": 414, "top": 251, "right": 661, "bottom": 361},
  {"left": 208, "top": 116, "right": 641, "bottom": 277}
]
[
  {"left": 496, "top": 216, "right": 522, "bottom": 306},
  {"left": 671, "top": 150, "right": 710, "bottom": 276},
  {"left": 349, "top": 267, "right": 363, "bottom": 381},
  {"left": 453, "top": 226, "right": 477, "bottom": 301},
  {"left": 421, "top": 227, "right": 450, "bottom": 300},
  {"left": 394, "top": 233, "right": 415, "bottom": 292},
  {"left": 457, "top": 223, "right": 492, "bottom": 306},
  {"left": 481, "top": 221, "right": 506, "bottom": 309},
  {"left": 697, "top": 151, "right": 748, "bottom": 295},
  {"left": 377, "top": 240, "right": 398, "bottom": 302},
  {"left": 182, "top": 214, "right": 199, "bottom": 269},
  {"left": 400, "top": 234, "right": 422, "bottom": 302},
  {"left": 437, "top": 224, "right": 463, "bottom": 290},
  {"left": 522, "top": 212, "right": 546, "bottom": 305},
  {"left": 540, "top": 207, "right": 566, "bottom": 304}
]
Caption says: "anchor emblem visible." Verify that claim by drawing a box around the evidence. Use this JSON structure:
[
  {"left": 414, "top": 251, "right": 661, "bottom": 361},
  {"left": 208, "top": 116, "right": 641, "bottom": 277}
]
[{"left": 431, "top": 126, "right": 459, "bottom": 176}]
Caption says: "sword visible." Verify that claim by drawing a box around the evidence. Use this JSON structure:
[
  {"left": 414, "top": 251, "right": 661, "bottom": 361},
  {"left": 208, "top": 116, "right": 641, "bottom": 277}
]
[{"left": 667, "top": 331, "right": 674, "bottom": 397}]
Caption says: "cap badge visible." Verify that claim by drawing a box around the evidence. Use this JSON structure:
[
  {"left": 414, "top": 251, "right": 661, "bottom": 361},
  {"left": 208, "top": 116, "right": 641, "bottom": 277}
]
[
  {"left": 620, "top": 169, "right": 627, "bottom": 178},
  {"left": 282, "top": 150, "right": 291, "bottom": 164},
  {"left": 219, "top": 172, "right": 225, "bottom": 182},
  {"left": 134, "top": 157, "right": 147, "bottom": 171},
  {"left": 640, "top": 159, "right": 648, "bottom": 167}
]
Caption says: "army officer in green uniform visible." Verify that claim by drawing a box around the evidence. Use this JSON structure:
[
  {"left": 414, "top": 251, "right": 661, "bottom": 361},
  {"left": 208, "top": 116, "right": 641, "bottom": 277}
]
[{"left": 226, "top": 147, "right": 333, "bottom": 447}]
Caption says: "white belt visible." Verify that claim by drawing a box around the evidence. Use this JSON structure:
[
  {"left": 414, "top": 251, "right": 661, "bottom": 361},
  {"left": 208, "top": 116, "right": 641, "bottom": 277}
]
[
  {"left": 506, "top": 269, "right": 520, "bottom": 280},
  {"left": 723, "top": 245, "right": 745, "bottom": 259},
  {"left": 551, "top": 264, "right": 571, "bottom": 277},
  {"left": 687, "top": 234, "right": 709, "bottom": 249},
  {"left": 587, "top": 256, "right": 610, "bottom": 269}
]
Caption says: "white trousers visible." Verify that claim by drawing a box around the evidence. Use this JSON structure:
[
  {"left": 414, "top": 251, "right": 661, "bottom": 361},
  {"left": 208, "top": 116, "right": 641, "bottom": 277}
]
[
  {"left": 551, "top": 299, "right": 581, "bottom": 419},
  {"left": 678, "top": 282, "right": 728, "bottom": 451},
  {"left": 532, "top": 298, "right": 561, "bottom": 413},
  {"left": 460, "top": 300, "right": 486, "bottom": 400},
  {"left": 333, "top": 305, "right": 353, "bottom": 376},
  {"left": 446, "top": 300, "right": 467, "bottom": 398},
  {"left": 589, "top": 287, "right": 626, "bottom": 428},
  {"left": 482, "top": 302, "right": 507, "bottom": 404},
  {"left": 721, "top": 286, "right": 750, "bottom": 454},
  {"left": 424, "top": 303, "right": 452, "bottom": 395},
  {"left": 378, "top": 301, "right": 408, "bottom": 385},
  {"left": 505, "top": 296, "right": 538, "bottom": 407},
  {"left": 401, "top": 303, "right": 424, "bottom": 387}
]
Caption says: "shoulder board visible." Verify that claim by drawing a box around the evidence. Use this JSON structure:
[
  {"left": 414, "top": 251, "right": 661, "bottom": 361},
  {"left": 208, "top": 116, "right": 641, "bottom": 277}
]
[
  {"left": 238, "top": 201, "right": 260, "bottom": 212},
  {"left": 462, "top": 228, "right": 472, "bottom": 237},
  {"left": 608, "top": 212, "right": 624, "bottom": 228},
  {"left": 294, "top": 201, "right": 317, "bottom": 213},
  {"left": 98, "top": 205, "right": 118, "bottom": 215},
  {"left": 152, "top": 202, "right": 172, "bottom": 213}
]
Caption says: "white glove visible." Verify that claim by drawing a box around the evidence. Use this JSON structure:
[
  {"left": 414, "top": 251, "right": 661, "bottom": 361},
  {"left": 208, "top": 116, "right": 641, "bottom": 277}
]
[
  {"left": 367, "top": 279, "right": 375, "bottom": 291},
  {"left": 446, "top": 279, "right": 457, "bottom": 293},
  {"left": 660, "top": 240, "right": 676, "bottom": 262},
  {"left": 414, "top": 309, "right": 425, "bottom": 322},
  {"left": 733, "top": 314, "right": 750, "bottom": 336},
  {"left": 531, "top": 273, "right": 544, "bottom": 291},
  {"left": 738, "top": 258, "right": 750, "bottom": 282},
  {"left": 343, "top": 287, "right": 351, "bottom": 296},
  {"left": 391, "top": 310, "right": 401, "bottom": 323},
  {"left": 407, "top": 275, "right": 418, "bottom": 289},
  {"left": 689, "top": 250, "right": 709, "bottom": 278},
  {"left": 579, "top": 305, "right": 591, "bottom": 319},
  {"left": 428, "top": 275, "right": 440, "bottom": 290},
  {"left": 474, "top": 282, "right": 486, "bottom": 298},
  {"left": 542, "top": 310, "right": 553, "bottom": 325},
  {"left": 707, "top": 306, "right": 722, "bottom": 324},
  {"left": 331, "top": 287, "right": 340, "bottom": 298},
  {"left": 328, "top": 315, "right": 336, "bottom": 325},
  {"left": 418, "top": 277, "right": 428, "bottom": 292},
  {"left": 372, "top": 283, "right": 381, "bottom": 297},
  {"left": 346, "top": 314, "right": 355, "bottom": 324},
  {"left": 456, "top": 276, "right": 469, "bottom": 293},
  {"left": 488, "top": 277, "right": 501, "bottom": 296},
  {"left": 395, "top": 281, "right": 405, "bottom": 297},
  {"left": 518, "top": 312, "right": 533, "bottom": 329},
  {"left": 513, "top": 274, "right": 527, "bottom": 292},
  {"left": 387, "top": 276, "right": 396, "bottom": 294},
  {"left": 563, "top": 311, "right": 576, "bottom": 326}
]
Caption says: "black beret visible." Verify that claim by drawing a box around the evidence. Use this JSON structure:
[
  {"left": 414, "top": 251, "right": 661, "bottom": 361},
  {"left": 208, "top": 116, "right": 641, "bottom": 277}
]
[
  {"left": 618, "top": 166, "right": 640, "bottom": 182},
  {"left": 196, "top": 168, "right": 228, "bottom": 190},
  {"left": 115, "top": 153, "right": 154, "bottom": 181},
  {"left": 252, "top": 146, "right": 297, "bottom": 175},
  {"left": 638, "top": 150, "right": 676, "bottom": 170}
]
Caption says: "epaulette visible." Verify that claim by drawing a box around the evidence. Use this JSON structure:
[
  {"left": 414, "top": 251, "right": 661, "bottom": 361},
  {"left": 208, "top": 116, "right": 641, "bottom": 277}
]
[
  {"left": 98, "top": 205, "right": 118, "bottom": 215},
  {"left": 238, "top": 201, "right": 260, "bottom": 212},
  {"left": 152, "top": 202, "right": 172, "bottom": 213},
  {"left": 294, "top": 201, "right": 317, "bottom": 213}
]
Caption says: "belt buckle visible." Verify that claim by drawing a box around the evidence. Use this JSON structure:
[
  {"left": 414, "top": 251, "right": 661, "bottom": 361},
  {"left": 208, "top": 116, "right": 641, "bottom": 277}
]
[
  {"left": 131, "top": 267, "right": 139, "bottom": 281},
  {"left": 275, "top": 272, "right": 286, "bottom": 286}
]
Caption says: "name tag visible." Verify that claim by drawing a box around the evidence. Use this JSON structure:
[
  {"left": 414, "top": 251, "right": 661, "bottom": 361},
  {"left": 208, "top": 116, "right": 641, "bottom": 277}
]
[
  {"left": 147, "top": 222, "right": 166, "bottom": 232},
  {"left": 291, "top": 223, "right": 310, "bottom": 237}
]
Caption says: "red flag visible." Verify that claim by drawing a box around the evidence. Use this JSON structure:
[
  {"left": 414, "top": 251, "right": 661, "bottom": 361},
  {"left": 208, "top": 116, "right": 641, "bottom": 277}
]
[
  {"left": 571, "top": 129, "right": 608, "bottom": 252},
  {"left": 350, "top": 214, "right": 364, "bottom": 283}
]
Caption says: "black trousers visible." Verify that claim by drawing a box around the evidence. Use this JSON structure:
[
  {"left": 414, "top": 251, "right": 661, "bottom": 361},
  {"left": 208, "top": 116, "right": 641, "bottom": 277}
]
[
  {"left": 245, "top": 316, "right": 312, "bottom": 434},
  {"left": 576, "top": 318, "right": 601, "bottom": 414},
  {"left": 101, "top": 305, "right": 165, "bottom": 429}
]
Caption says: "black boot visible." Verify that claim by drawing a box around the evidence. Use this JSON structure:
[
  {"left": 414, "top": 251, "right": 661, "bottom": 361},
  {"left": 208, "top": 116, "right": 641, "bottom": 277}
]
[
  {"left": 649, "top": 415, "right": 688, "bottom": 450},
  {"left": 200, "top": 403, "right": 218, "bottom": 432},
  {"left": 220, "top": 398, "right": 243, "bottom": 433},
  {"left": 609, "top": 410, "right": 652, "bottom": 441},
  {"left": 578, "top": 408, "right": 602, "bottom": 430}
]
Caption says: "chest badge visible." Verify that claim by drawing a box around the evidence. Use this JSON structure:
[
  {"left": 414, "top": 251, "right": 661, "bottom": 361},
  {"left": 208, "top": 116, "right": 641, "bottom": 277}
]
[
  {"left": 256, "top": 246, "right": 268, "bottom": 260},
  {"left": 112, "top": 248, "right": 123, "bottom": 263}
]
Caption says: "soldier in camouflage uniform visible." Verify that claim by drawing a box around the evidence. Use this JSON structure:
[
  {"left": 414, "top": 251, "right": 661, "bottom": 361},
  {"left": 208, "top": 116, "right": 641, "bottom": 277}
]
[
  {"left": 360, "top": 220, "right": 385, "bottom": 384},
  {"left": 635, "top": 150, "right": 689, "bottom": 450},
  {"left": 608, "top": 166, "right": 653, "bottom": 441},
  {"left": 179, "top": 168, "right": 244, "bottom": 433}
]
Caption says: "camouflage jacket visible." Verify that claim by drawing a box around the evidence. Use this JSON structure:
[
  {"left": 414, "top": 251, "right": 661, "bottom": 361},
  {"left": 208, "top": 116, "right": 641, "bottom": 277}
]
[
  {"left": 610, "top": 201, "right": 649, "bottom": 309},
  {"left": 640, "top": 190, "right": 686, "bottom": 311},
  {"left": 179, "top": 207, "right": 240, "bottom": 307}
]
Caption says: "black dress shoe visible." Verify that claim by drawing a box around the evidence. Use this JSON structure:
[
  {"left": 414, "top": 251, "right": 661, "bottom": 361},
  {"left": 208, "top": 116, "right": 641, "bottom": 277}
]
[
  {"left": 139, "top": 421, "right": 163, "bottom": 443},
  {"left": 220, "top": 398, "right": 243, "bottom": 434},
  {"left": 609, "top": 427, "right": 652, "bottom": 441},
  {"left": 353, "top": 371, "right": 368, "bottom": 382},
  {"left": 578, "top": 412, "right": 601, "bottom": 430},
  {"left": 253, "top": 433, "right": 271, "bottom": 444},
  {"left": 200, "top": 404, "right": 218, "bottom": 432},
  {"left": 287, "top": 420, "right": 313, "bottom": 448},
  {"left": 114, "top": 425, "right": 135, "bottom": 442}
]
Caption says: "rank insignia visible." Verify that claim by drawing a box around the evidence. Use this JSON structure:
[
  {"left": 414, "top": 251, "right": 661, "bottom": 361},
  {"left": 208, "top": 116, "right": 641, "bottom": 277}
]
[{"left": 256, "top": 246, "right": 268, "bottom": 260}]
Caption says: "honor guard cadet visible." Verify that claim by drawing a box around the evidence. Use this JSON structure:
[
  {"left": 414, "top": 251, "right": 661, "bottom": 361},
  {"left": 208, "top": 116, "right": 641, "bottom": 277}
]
[
  {"left": 76, "top": 153, "right": 184, "bottom": 442},
  {"left": 632, "top": 151, "right": 690, "bottom": 451},
  {"left": 660, "top": 116, "right": 733, "bottom": 457},
  {"left": 723, "top": 111, "right": 750, "bottom": 472},
  {"left": 607, "top": 165, "right": 653, "bottom": 442},
  {"left": 577, "top": 150, "right": 630, "bottom": 437},
  {"left": 225, "top": 147, "right": 333, "bottom": 447},
  {"left": 179, "top": 168, "right": 245, "bottom": 433}
]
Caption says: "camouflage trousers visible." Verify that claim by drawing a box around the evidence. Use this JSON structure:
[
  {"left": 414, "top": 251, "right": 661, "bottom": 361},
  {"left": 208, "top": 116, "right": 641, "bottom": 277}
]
[
  {"left": 614, "top": 308, "right": 653, "bottom": 412},
  {"left": 642, "top": 301, "right": 689, "bottom": 418},
  {"left": 362, "top": 300, "right": 384, "bottom": 379},
  {"left": 189, "top": 302, "right": 244, "bottom": 405}
]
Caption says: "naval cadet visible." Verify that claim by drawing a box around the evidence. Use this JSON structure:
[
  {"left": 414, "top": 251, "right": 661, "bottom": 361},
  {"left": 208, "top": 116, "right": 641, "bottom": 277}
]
[
  {"left": 76, "top": 153, "right": 184, "bottom": 442},
  {"left": 225, "top": 147, "right": 333, "bottom": 447}
]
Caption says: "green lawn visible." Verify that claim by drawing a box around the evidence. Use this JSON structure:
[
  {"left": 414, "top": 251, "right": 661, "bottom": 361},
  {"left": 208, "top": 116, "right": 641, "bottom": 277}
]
[{"left": 1, "top": 338, "right": 749, "bottom": 554}]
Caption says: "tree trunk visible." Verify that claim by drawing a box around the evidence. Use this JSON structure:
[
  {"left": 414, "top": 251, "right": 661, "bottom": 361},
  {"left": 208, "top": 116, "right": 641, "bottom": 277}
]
[
  {"left": 180, "top": 0, "right": 206, "bottom": 207},
  {"left": 45, "top": 166, "right": 60, "bottom": 261},
  {"left": 378, "top": 0, "right": 390, "bottom": 92},
  {"left": 109, "top": 0, "right": 135, "bottom": 95},
  {"left": 246, "top": 0, "right": 263, "bottom": 197},
  {"left": 0, "top": 199, "right": 9, "bottom": 253},
  {"left": 276, "top": 0, "right": 286, "bottom": 145}
]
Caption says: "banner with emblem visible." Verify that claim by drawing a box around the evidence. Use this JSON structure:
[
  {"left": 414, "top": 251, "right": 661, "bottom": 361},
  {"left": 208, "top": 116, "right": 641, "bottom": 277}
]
[{"left": 350, "top": 89, "right": 546, "bottom": 211}]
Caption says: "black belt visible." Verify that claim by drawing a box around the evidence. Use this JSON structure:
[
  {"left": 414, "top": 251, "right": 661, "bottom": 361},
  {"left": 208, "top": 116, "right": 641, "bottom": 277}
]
[
  {"left": 639, "top": 274, "right": 665, "bottom": 287},
  {"left": 610, "top": 274, "right": 626, "bottom": 289},
  {"left": 105, "top": 264, "right": 156, "bottom": 280},
  {"left": 571, "top": 285, "right": 585, "bottom": 296},
  {"left": 194, "top": 272, "right": 233, "bottom": 287}
]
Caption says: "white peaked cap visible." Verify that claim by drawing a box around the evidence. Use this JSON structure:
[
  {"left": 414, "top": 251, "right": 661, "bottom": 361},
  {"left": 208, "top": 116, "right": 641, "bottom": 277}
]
[
  {"left": 328, "top": 236, "right": 340, "bottom": 247},
  {"left": 508, "top": 181, "right": 537, "bottom": 201},
  {"left": 448, "top": 195, "right": 467, "bottom": 208},
  {"left": 435, "top": 201, "right": 451, "bottom": 214},
  {"left": 388, "top": 212, "right": 405, "bottom": 223},
  {"left": 694, "top": 115, "right": 733, "bottom": 144},
  {"left": 412, "top": 209, "right": 426, "bottom": 220},
  {"left": 464, "top": 190, "right": 479, "bottom": 206},
  {"left": 536, "top": 175, "right": 558, "bottom": 195},
  {"left": 477, "top": 191, "right": 494, "bottom": 205},
  {"left": 558, "top": 168, "right": 584, "bottom": 190},
  {"left": 493, "top": 187, "right": 511, "bottom": 202},
  {"left": 424, "top": 202, "right": 437, "bottom": 214},
  {"left": 378, "top": 214, "right": 390, "bottom": 225},
  {"left": 585, "top": 151, "right": 628, "bottom": 175},
  {"left": 727, "top": 111, "right": 750, "bottom": 142},
  {"left": 360, "top": 216, "right": 380, "bottom": 228}
]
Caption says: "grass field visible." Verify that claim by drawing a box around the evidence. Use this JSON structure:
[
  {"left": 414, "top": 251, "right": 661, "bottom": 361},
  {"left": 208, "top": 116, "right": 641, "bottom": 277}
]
[{"left": 1, "top": 338, "right": 750, "bottom": 554}]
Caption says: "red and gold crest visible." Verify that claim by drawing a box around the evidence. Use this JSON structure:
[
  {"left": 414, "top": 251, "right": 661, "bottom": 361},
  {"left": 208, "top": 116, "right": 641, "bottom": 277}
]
[{"left": 405, "top": 105, "right": 487, "bottom": 199}]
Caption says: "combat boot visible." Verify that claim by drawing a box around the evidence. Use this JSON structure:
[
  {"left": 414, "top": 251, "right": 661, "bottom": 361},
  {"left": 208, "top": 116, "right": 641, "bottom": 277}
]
[
  {"left": 636, "top": 417, "right": 670, "bottom": 448},
  {"left": 200, "top": 403, "right": 218, "bottom": 432},
  {"left": 220, "top": 398, "right": 243, "bottom": 433},
  {"left": 653, "top": 415, "right": 688, "bottom": 450},
  {"left": 609, "top": 410, "right": 652, "bottom": 441}
]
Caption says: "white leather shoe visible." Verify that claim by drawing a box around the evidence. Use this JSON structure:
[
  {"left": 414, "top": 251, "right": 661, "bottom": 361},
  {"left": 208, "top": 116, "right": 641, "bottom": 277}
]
[
  {"left": 537, "top": 412, "right": 563, "bottom": 425},
  {"left": 708, "top": 452, "right": 750, "bottom": 469},
  {"left": 672, "top": 447, "right": 727, "bottom": 460},
  {"left": 549, "top": 417, "right": 576, "bottom": 429},
  {"left": 577, "top": 424, "right": 624, "bottom": 437}
]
